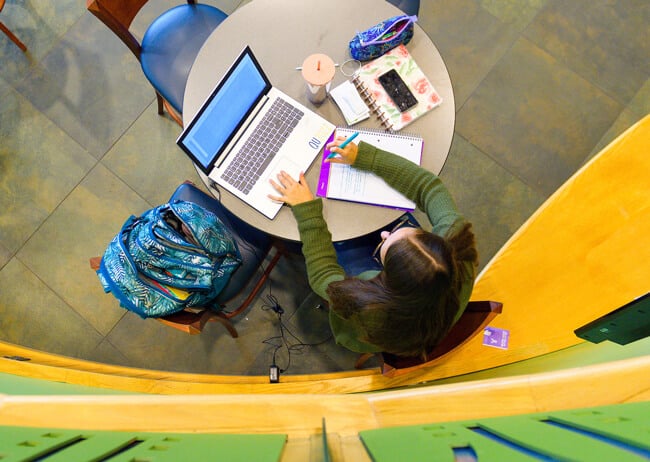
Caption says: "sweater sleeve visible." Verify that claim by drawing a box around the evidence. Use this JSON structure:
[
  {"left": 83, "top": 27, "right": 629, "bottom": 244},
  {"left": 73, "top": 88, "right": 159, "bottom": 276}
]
[
  {"left": 354, "top": 141, "right": 463, "bottom": 237},
  {"left": 290, "top": 198, "right": 344, "bottom": 300}
]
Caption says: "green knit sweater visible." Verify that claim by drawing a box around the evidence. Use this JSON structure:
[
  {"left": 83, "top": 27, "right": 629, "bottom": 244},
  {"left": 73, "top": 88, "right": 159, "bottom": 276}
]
[{"left": 291, "top": 142, "right": 476, "bottom": 353}]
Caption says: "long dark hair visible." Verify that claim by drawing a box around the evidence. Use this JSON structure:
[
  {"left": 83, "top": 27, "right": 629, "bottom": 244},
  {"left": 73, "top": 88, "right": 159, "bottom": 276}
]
[{"left": 326, "top": 222, "right": 478, "bottom": 358}]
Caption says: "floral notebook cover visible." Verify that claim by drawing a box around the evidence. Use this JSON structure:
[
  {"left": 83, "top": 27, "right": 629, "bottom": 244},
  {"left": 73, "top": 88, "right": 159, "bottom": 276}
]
[{"left": 351, "top": 44, "right": 442, "bottom": 131}]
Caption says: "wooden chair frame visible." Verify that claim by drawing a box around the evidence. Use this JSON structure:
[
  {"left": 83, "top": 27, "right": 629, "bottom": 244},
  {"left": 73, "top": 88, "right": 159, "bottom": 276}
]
[
  {"left": 0, "top": 0, "right": 27, "bottom": 51},
  {"left": 356, "top": 300, "right": 503, "bottom": 377},
  {"left": 89, "top": 247, "right": 282, "bottom": 338},
  {"left": 86, "top": 0, "right": 207, "bottom": 126}
]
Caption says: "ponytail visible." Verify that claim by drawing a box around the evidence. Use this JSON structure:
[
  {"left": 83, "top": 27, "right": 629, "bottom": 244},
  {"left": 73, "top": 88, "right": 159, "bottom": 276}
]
[{"left": 326, "top": 221, "right": 478, "bottom": 358}]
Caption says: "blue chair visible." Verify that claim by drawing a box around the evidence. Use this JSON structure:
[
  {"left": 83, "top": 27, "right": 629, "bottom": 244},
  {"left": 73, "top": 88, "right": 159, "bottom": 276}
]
[
  {"left": 161, "top": 182, "right": 283, "bottom": 336},
  {"left": 86, "top": 0, "right": 227, "bottom": 126},
  {"left": 91, "top": 182, "right": 283, "bottom": 337},
  {"left": 334, "top": 213, "right": 420, "bottom": 275},
  {"left": 386, "top": 0, "right": 420, "bottom": 16}
]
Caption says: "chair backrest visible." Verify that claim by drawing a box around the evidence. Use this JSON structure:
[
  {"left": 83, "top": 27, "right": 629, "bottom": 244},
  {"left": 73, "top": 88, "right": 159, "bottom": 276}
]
[
  {"left": 378, "top": 300, "right": 503, "bottom": 377},
  {"left": 86, "top": 0, "right": 153, "bottom": 59}
]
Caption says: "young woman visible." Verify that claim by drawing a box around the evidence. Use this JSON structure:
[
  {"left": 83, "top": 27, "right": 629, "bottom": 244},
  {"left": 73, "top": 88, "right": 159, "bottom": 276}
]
[{"left": 269, "top": 137, "right": 478, "bottom": 359}]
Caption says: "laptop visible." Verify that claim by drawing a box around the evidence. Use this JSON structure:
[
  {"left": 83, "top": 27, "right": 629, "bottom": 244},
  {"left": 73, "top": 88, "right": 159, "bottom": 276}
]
[{"left": 177, "top": 46, "right": 335, "bottom": 219}]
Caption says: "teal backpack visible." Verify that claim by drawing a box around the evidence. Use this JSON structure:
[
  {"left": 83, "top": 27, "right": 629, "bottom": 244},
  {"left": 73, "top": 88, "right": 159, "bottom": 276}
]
[{"left": 96, "top": 200, "right": 242, "bottom": 318}]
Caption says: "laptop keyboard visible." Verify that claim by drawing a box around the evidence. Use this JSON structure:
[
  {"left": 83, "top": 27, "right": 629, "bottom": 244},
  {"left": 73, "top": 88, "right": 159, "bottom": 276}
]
[{"left": 222, "top": 98, "right": 304, "bottom": 195}]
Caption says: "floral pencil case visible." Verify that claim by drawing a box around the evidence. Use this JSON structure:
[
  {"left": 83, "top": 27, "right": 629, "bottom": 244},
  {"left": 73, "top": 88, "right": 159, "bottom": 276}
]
[{"left": 349, "top": 15, "right": 418, "bottom": 62}]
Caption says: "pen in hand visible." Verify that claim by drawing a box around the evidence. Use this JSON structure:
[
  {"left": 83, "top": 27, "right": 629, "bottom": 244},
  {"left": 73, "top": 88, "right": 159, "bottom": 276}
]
[{"left": 327, "top": 131, "right": 359, "bottom": 159}]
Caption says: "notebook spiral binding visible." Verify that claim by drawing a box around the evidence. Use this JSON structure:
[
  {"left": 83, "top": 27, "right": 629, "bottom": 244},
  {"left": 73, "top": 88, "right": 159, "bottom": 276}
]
[
  {"left": 351, "top": 74, "right": 394, "bottom": 132},
  {"left": 337, "top": 126, "right": 421, "bottom": 140}
]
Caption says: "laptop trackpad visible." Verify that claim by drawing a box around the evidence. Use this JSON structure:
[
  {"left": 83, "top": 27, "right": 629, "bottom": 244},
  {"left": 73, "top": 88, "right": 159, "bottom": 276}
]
[{"left": 264, "top": 157, "right": 302, "bottom": 197}]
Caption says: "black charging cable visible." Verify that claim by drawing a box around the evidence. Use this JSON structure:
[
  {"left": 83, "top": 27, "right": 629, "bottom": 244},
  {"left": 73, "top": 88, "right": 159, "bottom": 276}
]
[{"left": 261, "top": 294, "right": 332, "bottom": 382}]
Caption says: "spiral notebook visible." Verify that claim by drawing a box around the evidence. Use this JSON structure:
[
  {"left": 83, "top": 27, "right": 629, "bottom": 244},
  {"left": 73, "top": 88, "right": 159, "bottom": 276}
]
[
  {"left": 351, "top": 44, "right": 442, "bottom": 131},
  {"left": 317, "top": 127, "right": 423, "bottom": 210}
]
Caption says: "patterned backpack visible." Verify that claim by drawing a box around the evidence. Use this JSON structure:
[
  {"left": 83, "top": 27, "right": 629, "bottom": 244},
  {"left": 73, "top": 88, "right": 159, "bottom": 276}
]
[{"left": 96, "top": 200, "right": 242, "bottom": 318}]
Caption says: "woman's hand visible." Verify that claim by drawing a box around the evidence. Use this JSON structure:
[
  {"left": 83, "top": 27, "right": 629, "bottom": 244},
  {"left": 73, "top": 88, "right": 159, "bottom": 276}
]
[
  {"left": 268, "top": 171, "right": 314, "bottom": 206},
  {"left": 325, "top": 137, "right": 358, "bottom": 165}
]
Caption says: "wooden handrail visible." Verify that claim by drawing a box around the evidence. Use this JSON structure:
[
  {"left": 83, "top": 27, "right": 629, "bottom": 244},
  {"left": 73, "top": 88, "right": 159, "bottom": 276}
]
[{"left": 0, "top": 356, "right": 647, "bottom": 438}]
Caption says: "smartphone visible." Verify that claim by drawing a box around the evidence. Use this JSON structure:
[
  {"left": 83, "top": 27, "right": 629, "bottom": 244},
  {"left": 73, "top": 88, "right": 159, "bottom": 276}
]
[{"left": 378, "top": 69, "right": 418, "bottom": 112}]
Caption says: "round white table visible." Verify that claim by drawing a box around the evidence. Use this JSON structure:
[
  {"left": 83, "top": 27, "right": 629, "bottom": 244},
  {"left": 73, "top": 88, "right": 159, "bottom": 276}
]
[{"left": 183, "top": 0, "right": 455, "bottom": 242}]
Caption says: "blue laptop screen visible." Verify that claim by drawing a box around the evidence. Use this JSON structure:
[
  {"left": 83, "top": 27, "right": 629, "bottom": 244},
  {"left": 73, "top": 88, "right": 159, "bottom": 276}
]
[{"left": 177, "top": 48, "right": 270, "bottom": 173}]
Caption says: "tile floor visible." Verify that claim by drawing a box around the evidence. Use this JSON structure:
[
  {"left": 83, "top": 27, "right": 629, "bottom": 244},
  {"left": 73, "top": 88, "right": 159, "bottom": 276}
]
[{"left": 0, "top": 0, "right": 647, "bottom": 376}]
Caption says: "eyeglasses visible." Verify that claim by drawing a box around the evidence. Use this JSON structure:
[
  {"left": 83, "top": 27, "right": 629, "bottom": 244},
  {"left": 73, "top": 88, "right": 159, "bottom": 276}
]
[{"left": 372, "top": 215, "right": 420, "bottom": 265}]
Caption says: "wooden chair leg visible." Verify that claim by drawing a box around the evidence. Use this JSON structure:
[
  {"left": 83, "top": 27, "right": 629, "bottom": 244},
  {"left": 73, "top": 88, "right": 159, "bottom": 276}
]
[
  {"left": 355, "top": 353, "right": 375, "bottom": 369},
  {"left": 155, "top": 92, "right": 164, "bottom": 115},
  {"left": 210, "top": 313, "right": 238, "bottom": 338},
  {"left": 157, "top": 313, "right": 204, "bottom": 335},
  {"left": 161, "top": 98, "right": 183, "bottom": 127},
  {"left": 0, "top": 22, "right": 27, "bottom": 52},
  {"left": 89, "top": 256, "right": 101, "bottom": 270},
  {"left": 158, "top": 309, "right": 238, "bottom": 337},
  {"left": 222, "top": 249, "right": 283, "bottom": 319}
]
